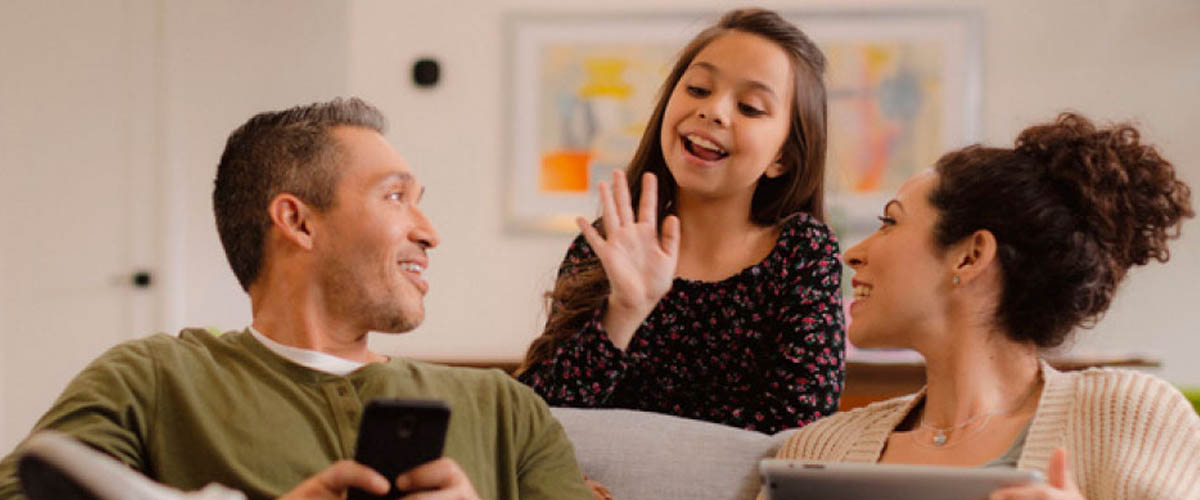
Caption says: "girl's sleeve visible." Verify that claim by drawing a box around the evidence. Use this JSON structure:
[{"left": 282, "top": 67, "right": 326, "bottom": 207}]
[
  {"left": 760, "top": 220, "right": 846, "bottom": 430},
  {"left": 517, "top": 235, "right": 635, "bottom": 407}
]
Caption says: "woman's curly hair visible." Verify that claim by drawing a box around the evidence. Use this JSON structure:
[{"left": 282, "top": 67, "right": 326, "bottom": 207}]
[{"left": 929, "top": 112, "right": 1193, "bottom": 348}]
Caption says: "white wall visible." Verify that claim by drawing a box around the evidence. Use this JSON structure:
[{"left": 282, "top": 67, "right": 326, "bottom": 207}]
[
  {"left": 160, "top": 0, "right": 351, "bottom": 335},
  {"left": 2, "top": 0, "right": 1198, "bottom": 452},
  {"left": 0, "top": 0, "right": 350, "bottom": 452},
  {"left": 0, "top": 0, "right": 162, "bottom": 452},
  {"left": 343, "top": 0, "right": 1200, "bottom": 381}
]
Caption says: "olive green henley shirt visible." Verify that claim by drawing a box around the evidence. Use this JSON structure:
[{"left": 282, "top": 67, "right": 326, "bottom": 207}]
[{"left": 0, "top": 329, "right": 591, "bottom": 500}]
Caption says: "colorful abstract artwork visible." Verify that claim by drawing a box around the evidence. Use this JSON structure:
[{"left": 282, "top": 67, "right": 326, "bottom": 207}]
[
  {"left": 535, "top": 45, "right": 676, "bottom": 195},
  {"left": 505, "top": 12, "right": 980, "bottom": 235}
]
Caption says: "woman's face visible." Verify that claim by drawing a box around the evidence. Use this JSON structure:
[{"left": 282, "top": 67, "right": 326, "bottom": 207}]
[
  {"left": 843, "top": 171, "right": 958, "bottom": 349},
  {"left": 659, "top": 31, "right": 794, "bottom": 202}
]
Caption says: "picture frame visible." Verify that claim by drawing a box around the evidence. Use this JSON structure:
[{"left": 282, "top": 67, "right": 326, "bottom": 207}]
[{"left": 503, "top": 10, "right": 983, "bottom": 239}]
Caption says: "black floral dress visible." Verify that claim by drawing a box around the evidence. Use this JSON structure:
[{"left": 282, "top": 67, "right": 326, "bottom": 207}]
[{"left": 518, "top": 213, "right": 845, "bottom": 434}]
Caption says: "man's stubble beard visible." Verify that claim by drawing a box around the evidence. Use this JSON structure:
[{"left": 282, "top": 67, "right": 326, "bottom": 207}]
[{"left": 319, "top": 251, "right": 423, "bottom": 335}]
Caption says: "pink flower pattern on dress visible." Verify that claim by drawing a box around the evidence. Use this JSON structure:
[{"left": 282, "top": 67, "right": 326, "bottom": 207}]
[{"left": 518, "top": 213, "right": 845, "bottom": 434}]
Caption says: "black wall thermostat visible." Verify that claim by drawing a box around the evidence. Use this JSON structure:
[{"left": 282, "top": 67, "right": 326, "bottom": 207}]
[{"left": 413, "top": 58, "right": 440, "bottom": 88}]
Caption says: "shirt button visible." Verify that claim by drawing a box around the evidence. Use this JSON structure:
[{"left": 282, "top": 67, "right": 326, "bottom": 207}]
[{"left": 337, "top": 386, "right": 348, "bottom": 396}]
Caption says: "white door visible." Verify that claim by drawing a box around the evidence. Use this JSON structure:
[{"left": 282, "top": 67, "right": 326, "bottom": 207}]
[{"left": 0, "top": 0, "right": 160, "bottom": 452}]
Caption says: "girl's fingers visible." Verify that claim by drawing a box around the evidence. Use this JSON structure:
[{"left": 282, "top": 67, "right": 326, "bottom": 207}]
[
  {"left": 638, "top": 172, "right": 658, "bottom": 224},
  {"left": 577, "top": 217, "right": 605, "bottom": 252},
  {"left": 597, "top": 181, "right": 618, "bottom": 237},
  {"left": 612, "top": 170, "right": 635, "bottom": 225},
  {"left": 660, "top": 215, "right": 681, "bottom": 257}
]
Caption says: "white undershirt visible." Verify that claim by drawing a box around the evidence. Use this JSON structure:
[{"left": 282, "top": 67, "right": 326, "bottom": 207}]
[{"left": 247, "top": 325, "right": 366, "bottom": 376}]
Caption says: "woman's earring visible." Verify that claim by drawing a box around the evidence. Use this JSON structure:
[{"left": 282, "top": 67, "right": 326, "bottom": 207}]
[{"left": 952, "top": 275, "right": 961, "bottom": 286}]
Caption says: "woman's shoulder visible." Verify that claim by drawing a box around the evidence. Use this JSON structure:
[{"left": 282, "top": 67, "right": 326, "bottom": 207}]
[
  {"left": 777, "top": 393, "right": 916, "bottom": 460},
  {"left": 1060, "top": 366, "right": 1195, "bottom": 417},
  {"left": 1043, "top": 367, "right": 1200, "bottom": 498}
]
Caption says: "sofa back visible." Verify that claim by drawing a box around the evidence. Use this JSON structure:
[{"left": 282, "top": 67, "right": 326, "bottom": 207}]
[{"left": 550, "top": 408, "right": 796, "bottom": 500}]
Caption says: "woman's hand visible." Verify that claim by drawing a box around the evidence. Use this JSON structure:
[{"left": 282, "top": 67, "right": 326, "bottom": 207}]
[
  {"left": 577, "top": 170, "right": 680, "bottom": 351},
  {"left": 989, "top": 448, "right": 1086, "bottom": 500}
]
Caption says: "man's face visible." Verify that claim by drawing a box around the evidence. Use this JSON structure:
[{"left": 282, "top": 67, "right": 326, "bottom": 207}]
[{"left": 309, "top": 126, "right": 439, "bottom": 334}]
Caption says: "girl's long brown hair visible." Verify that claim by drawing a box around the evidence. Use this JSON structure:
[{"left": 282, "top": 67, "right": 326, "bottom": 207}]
[{"left": 517, "top": 9, "right": 830, "bottom": 374}]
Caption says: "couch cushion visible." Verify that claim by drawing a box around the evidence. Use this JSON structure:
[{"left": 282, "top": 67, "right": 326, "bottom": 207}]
[{"left": 550, "top": 408, "right": 795, "bottom": 500}]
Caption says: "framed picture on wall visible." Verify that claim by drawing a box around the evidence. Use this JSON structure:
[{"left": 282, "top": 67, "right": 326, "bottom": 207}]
[{"left": 503, "top": 10, "right": 982, "bottom": 238}]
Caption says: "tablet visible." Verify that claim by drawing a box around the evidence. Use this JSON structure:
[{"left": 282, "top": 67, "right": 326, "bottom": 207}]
[{"left": 760, "top": 459, "right": 1043, "bottom": 500}]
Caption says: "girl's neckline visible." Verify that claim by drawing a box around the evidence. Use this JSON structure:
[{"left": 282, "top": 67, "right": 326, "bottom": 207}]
[{"left": 672, "top": 213, "right": 809, "bottom": 287}]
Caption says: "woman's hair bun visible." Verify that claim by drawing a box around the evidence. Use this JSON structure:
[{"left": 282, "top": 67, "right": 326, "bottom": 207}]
[
  {"left": 931, "top": 112, "right": 1193, "bottom": 348},
  {"left": 1014, "top": 112, "right": 1193, "bottom": 270}
]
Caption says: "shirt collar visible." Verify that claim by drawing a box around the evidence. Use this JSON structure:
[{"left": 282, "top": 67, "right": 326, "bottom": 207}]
[{"left": 247, "top": 325, "right": 366, "bottom": 376}]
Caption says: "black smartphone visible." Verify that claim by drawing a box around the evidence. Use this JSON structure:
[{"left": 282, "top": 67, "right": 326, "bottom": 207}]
[{"left": 347, "top": 398, "right": 451, "bottom": 500}]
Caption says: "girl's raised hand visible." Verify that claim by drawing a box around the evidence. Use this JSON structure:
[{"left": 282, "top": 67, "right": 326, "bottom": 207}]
[{"left": 577, "top": 170, "right": 681, "bottom": 350}]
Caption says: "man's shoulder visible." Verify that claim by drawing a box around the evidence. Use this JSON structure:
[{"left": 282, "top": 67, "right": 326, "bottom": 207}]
[
  {"left": 385, "top": 361, "right": 544, "bottom": 410},
  {"left": 125, "top": 327, "right": 241, "bottom": 353},
  {"left": 89, "top": 328, "right": 249, "bottom": 372},
  {"left": 394, "top": 361, "right": 529, "bottom": 391}
]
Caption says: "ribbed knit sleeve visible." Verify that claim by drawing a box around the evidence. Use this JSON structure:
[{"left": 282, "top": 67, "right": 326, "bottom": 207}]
[
  {"left": 774, "top": 394, "right": 916, "bottom": 463},
  {"left": 1056, "top": 368, "right": 1200, "bottom": 500},
  {"left": 772, "top": 364, "right": 1200, "bottom": 500}
]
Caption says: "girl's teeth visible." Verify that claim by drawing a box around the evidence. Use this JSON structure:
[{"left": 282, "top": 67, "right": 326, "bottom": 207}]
[
  {"left": 687, "top": 134, "right": 725, "bottom": 154},
  {"left": 853, "top": 285, "right": 872, "bottom": 298},
  {"left": 401, "top": 263, "right": 424, "bottom": 273}
]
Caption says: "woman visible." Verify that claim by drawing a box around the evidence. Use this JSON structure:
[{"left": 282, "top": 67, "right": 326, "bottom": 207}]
[{"left": 773, "top": 113, "right": 1198, "bottom": 499}]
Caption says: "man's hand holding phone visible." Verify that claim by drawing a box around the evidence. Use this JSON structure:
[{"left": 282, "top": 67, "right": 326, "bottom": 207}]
[
  {"left": 280, "top": 398, "right": 478, "bottom": 500},
  {"left": 392, "top": 458, "right": 480, "bottom": 500},
  {"left": 278, "top": 457, "right": 479, "bottom": 500},
  {"left": 278, "top": 460, "right": 389, "bottom": 500}
]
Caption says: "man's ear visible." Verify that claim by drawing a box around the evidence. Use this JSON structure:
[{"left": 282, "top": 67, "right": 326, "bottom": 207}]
[
  {"left": 951, "top": 229, "right": 997, "bottom": 285},
  {"left": 267, "top": 193, "right": 316, "bottom": 250}
]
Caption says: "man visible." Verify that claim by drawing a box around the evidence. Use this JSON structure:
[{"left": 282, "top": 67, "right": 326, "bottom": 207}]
[{"left": 0, "top": 98, "right": 592, "bottom": 500}]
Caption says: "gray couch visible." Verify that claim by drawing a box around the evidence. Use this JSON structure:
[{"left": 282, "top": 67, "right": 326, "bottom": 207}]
[{"left": 550, "top": 408, "right": 797, "bottom": 500}]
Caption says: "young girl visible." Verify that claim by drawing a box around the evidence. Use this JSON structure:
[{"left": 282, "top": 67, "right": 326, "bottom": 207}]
[{"left": 517, "top": 8, "right": 844, "bottom": 434}]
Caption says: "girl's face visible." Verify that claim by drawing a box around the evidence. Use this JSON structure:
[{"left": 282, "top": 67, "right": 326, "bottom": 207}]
[
  {"left": 843, "top": 171, "right": 958, "bottom": 349},
  {"left": 660, "top": 31, "right": 794, "bottom": 201}
]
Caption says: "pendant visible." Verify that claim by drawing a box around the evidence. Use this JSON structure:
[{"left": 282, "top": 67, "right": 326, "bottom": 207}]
[{"left": 932, "top": 430, "right": 948, "bottom": 447}]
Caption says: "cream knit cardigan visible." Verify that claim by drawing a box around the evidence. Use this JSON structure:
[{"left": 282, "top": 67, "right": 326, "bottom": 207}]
[{"left": 773, "top": 363, "right": 1200, "bottom": 499}]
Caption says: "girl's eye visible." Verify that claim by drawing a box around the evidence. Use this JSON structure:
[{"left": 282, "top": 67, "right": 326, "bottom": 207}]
[
  {"left": 686, "top": 86, "right": 710, "bottom": 97},
  {"left": 877, "top": 215, "right": 897, "bottom": 228},
  {"left": 386, "top": 191, "right": 404, "bottom": 202},
  {"left": 738, "top": 103, "right": 765, "bottom": 117}
]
